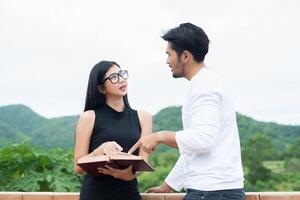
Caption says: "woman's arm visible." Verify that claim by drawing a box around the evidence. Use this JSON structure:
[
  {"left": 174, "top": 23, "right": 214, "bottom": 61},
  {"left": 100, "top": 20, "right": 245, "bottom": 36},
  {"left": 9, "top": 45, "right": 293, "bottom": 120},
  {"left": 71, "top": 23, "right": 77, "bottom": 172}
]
[
  {"left": 73, "top": 110, "right": 95, "bottom": 174},
  {"left": 137, "top": 110, "right": 153, "bottom": 164}
]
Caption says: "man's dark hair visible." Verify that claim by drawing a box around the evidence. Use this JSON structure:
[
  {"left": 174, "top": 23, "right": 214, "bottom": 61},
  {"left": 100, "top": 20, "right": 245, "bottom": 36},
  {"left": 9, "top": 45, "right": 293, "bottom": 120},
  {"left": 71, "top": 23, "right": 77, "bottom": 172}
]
[{"left": 162, "top": 23, "right": 209, "bottom": 62}]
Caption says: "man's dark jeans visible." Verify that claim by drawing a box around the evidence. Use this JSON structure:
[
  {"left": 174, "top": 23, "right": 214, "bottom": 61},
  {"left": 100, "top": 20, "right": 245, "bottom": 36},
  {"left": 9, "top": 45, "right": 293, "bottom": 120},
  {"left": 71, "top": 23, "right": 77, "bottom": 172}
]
[{"left": 183, "top": 188, "right": 245, "bottom": 200}]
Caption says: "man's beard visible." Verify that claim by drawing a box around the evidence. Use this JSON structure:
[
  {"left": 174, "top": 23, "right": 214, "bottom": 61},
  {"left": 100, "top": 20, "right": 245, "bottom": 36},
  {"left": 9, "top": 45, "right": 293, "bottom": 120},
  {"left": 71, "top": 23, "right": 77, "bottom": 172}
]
[
  {"left": 171, "top": 63, "right": 184, "bottom": 78},
  {"left": 172, "top": 73, "right": 183, "bottom": 78}
]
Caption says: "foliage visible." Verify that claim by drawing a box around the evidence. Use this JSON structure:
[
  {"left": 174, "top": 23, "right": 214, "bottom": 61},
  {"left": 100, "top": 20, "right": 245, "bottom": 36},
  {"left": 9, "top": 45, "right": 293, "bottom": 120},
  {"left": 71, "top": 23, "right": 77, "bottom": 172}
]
[
  {"left": 137, "top": 151, "right": 179, "bottom": 192},
  {"left": 153, "top": 106, "right": 182, "bottom": 132},
  {"left": 284, "top": 138, "right": 300, "bottom": 173},
  {"left": 242, "top": 134, "right": 277, "bottom": 185},
  {"left": 0, "top": 143, "right": 82, "bottom": 191},
  {"left": 1, "top": 104, "right": 300, "bottom": 192}
]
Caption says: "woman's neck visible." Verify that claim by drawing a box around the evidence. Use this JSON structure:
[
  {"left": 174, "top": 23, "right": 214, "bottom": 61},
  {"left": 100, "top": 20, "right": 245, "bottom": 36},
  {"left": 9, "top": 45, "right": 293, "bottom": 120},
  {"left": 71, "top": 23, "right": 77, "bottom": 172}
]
[{"left": 106, "top": 96, "right": 125, "bottom": 112}]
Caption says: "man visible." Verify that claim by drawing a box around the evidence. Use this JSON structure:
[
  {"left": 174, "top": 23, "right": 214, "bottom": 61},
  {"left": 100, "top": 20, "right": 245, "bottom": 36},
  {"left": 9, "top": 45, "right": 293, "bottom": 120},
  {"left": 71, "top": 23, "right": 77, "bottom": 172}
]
[{"left": 129, "top": 23, "right": 245, "bottom": 200}]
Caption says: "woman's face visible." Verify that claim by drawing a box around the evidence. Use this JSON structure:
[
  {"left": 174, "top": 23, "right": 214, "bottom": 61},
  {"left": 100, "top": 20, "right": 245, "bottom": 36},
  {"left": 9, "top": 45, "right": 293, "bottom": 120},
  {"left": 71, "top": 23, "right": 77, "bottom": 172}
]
[{"left": 102, "top": 65, "right": 128, "bottom": 97}]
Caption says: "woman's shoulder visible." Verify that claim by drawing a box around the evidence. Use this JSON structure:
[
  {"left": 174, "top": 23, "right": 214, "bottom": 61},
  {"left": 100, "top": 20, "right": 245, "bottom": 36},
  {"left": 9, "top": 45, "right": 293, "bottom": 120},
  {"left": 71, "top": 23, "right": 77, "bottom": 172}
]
[
  {"left": 137, "top": 110, "right": 151, "bottom": 117},
  {"left": 78, "top": 110, "right": 95, "bottom": 122},
  {"left": 76, "top": 110, "right": 95, "bottom": 134}
]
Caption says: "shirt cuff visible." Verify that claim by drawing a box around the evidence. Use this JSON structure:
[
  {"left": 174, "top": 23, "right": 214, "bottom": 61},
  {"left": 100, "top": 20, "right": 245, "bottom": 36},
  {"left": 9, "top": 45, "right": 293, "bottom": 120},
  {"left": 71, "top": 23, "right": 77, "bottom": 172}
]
[{"left": 165, "top": 173, "right": 184, "bottom": 191}]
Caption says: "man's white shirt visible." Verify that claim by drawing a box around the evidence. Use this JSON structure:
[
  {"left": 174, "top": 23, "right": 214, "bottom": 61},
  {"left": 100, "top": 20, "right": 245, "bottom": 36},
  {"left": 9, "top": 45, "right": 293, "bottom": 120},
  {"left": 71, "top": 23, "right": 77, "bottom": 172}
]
[{"left": 165, "top": 67, "right": 244, "bottom": 191}]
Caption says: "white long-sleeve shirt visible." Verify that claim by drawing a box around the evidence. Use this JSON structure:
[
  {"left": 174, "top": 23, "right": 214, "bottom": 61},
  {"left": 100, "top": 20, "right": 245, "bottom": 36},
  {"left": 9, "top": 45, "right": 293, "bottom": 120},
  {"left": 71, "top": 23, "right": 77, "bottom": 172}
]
[{"left": 165, "top": 67, "right": 244, "bottom": 191}]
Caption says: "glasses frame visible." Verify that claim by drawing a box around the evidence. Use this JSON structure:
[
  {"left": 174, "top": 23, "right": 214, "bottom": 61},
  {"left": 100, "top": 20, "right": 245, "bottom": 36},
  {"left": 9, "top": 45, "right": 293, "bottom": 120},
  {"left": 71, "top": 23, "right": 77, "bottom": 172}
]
[{"left": 102, "top": 69, "right": 129, "bottom": 84}]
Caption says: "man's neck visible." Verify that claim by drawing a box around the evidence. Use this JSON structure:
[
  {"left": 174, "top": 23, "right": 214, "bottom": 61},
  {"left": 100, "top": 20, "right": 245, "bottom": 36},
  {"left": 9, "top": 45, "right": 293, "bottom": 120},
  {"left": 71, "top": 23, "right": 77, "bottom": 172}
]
[{"left": 184, "top": 62, "right": 205, "bottom": 81}]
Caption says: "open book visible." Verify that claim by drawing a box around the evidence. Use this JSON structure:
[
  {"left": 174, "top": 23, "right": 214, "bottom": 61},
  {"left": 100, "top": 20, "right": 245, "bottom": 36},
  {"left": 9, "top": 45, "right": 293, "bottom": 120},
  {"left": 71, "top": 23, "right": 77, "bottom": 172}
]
[{"left": 77, "top": 152, "right": 154, "bottom": 176}]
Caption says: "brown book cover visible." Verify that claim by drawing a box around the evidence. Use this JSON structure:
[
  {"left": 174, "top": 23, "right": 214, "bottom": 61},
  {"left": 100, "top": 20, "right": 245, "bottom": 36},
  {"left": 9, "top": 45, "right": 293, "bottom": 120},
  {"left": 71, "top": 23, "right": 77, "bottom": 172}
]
[{"left": 77, "top": 152, "right": 154, "bottom": 176}]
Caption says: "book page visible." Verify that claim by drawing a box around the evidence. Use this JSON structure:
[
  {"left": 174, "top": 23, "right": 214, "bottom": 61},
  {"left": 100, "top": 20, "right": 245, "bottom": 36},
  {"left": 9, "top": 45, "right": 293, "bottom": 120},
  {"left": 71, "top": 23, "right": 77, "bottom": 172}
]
[
  {"left": 77, "top": 154, "right": 109, "bottom": 164},
  {"left": 110, "top": 152, "right": 143, "bottom": 160}
]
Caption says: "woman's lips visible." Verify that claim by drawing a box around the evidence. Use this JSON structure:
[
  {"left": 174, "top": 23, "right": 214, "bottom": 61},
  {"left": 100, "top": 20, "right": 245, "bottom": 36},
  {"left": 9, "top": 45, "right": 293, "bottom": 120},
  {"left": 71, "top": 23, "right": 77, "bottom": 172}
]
[{"left": 119, "top": 85, "right": 127, "bottom": 91}]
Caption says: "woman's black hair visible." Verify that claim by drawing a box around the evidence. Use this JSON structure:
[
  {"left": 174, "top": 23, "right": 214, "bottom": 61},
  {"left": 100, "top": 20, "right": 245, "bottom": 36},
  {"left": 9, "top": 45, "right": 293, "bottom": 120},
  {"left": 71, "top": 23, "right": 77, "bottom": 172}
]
[{"left": 84, "top": 60, "right": 130, "bottom": 111}]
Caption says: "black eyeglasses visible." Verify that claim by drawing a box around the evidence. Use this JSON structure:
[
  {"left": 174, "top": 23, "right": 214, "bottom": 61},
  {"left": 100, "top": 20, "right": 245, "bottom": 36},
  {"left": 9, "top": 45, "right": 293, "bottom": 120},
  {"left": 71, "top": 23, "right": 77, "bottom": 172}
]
[{"left": 102, "top": 70, "right": 129, "bottom": 84}]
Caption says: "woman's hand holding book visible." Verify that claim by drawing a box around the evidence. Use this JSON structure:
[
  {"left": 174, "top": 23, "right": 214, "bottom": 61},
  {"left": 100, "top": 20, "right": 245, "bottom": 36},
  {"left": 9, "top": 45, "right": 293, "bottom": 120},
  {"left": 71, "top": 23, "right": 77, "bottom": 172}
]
[
  {"left": 97, "top": 165, "right": 136, "bottom": 181},
  {"left": 92, "top": 141, "right": 123, "bottom": 156}
]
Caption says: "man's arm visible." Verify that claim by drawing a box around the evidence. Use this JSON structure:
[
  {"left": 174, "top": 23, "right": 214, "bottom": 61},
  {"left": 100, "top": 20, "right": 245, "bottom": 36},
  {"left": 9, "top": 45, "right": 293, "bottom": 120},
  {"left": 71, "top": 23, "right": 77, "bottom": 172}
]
[
  {"left": 128, "top": 131, "right": 177, "bottom": 154},
  {"left": 176, "top": 91, "right": 221, "bottom": 154},
  {"left": 146, "top": 182, "right": 173, "bottom": 193},
  {"left": 147, "top": 155, "right": 186, "bottom": 193},
  {"left": 129, "top": 90, "right": 221, "bottom": 154},
  {"left": 156, "top": 131, "right": 177, "bottom": 148}
]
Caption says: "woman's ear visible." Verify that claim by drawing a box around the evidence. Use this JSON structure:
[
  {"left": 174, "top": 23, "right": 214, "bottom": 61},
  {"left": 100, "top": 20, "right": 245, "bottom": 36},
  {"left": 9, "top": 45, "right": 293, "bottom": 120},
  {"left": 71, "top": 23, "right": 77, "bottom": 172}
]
[{"left": 97, "top": 85, "right": 105, "bottom": 94}]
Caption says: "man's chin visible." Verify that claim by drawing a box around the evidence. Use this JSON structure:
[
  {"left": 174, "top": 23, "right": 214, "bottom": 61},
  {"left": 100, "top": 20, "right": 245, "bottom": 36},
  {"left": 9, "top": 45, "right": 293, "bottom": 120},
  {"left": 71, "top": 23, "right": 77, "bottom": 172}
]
[{"left": 172, "top": 73, "right": 183, "bottom": 78}]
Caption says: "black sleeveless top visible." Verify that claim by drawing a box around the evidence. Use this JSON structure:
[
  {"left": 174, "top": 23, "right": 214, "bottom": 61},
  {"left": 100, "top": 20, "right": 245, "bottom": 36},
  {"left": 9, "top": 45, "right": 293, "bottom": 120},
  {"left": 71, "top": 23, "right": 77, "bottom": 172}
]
[{"left": 80, "top": 104, "right": 142, "bottom": 200}]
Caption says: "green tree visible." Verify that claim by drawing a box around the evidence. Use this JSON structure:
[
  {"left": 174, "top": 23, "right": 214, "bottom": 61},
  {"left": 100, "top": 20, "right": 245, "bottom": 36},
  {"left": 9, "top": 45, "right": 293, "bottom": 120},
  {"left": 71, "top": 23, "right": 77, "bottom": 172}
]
[
  {"left": 0, "top": 143, "right": 82, "bottom": 191},
  {"left": 242, "top": 134, "right": 277, "bottom": 185},
  {"left": 138, "top": 152, "right": 179, "bottom": 192},
  {"left": 284, "top": 138, "right": 300, "bottom": 172}
]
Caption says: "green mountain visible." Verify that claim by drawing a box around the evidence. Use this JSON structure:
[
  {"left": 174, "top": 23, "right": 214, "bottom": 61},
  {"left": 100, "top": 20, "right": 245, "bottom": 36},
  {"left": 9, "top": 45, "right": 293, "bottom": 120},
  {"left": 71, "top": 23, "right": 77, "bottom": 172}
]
[
  {"left": 0, "top": 120, "right": 27, "bottom": 146},
  {"left": 0, "top": 105, "right": 78, "bottom": 149},
  {"left": 0, "top": 105, "right": 47, "bottom": 134},
  {"left": 236, "top": 113, "right": 300, "bottom": 154},
  {"left": 0, "top": 104, "right": 299, "bottom": 156}
]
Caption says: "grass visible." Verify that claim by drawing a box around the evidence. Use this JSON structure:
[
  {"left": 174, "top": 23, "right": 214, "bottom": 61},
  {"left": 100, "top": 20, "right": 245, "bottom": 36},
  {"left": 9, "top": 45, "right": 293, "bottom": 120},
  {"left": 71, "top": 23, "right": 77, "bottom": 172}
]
[{"left": 263, "top": 160, "right": 285, "bottom": 173}]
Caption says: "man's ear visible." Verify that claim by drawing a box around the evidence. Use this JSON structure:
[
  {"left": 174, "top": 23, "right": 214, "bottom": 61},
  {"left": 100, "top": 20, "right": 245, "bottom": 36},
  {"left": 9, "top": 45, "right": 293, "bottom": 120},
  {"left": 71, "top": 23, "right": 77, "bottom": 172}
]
[
  {"left": 181, "top": 50, "right": 190, "bottom": 63},
  {"left": 97, "top": 85, "right": 105, "bottom": 94}
]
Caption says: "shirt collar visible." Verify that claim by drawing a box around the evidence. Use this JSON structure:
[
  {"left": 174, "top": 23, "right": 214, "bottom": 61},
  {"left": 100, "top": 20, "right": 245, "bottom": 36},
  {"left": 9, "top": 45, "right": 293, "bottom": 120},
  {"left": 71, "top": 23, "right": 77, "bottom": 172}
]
[{"left": 190, "top": 66, "right": 207, "bottom": 83}]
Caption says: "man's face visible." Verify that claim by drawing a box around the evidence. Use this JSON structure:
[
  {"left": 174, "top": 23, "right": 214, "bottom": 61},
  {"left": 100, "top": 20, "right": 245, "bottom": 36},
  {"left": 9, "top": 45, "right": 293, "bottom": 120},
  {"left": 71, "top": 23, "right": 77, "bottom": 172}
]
[{"left": 166, "top": 43, "right": 184, "bottom": 78}]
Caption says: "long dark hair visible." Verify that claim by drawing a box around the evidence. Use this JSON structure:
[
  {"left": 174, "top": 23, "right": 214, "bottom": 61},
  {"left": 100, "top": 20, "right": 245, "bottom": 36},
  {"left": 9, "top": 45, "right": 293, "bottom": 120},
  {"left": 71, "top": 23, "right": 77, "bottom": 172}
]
[{"left": 84, "top": 60, "right": 131, "bottom": 111}]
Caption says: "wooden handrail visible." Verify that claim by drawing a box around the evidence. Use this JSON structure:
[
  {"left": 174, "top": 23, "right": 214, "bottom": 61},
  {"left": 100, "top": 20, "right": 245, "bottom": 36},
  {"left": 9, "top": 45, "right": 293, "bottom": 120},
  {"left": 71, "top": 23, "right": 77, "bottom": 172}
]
[{"left": 0, "top": 191, "right": 300, "bottom": 200}]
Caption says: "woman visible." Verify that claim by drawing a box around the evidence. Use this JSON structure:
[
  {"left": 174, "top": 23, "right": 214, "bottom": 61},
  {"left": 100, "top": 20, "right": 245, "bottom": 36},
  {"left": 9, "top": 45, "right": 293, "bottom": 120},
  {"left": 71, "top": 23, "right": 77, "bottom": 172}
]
[{"left": 74, "top": 60, "right": 152, "bottom": 200}]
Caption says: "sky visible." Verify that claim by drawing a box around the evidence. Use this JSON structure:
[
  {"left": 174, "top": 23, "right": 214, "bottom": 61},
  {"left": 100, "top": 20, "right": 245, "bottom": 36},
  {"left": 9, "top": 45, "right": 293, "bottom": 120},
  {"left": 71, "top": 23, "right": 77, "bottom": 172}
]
[{"left": 0, "top": 0, "right": 299, "bottom": 125}]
